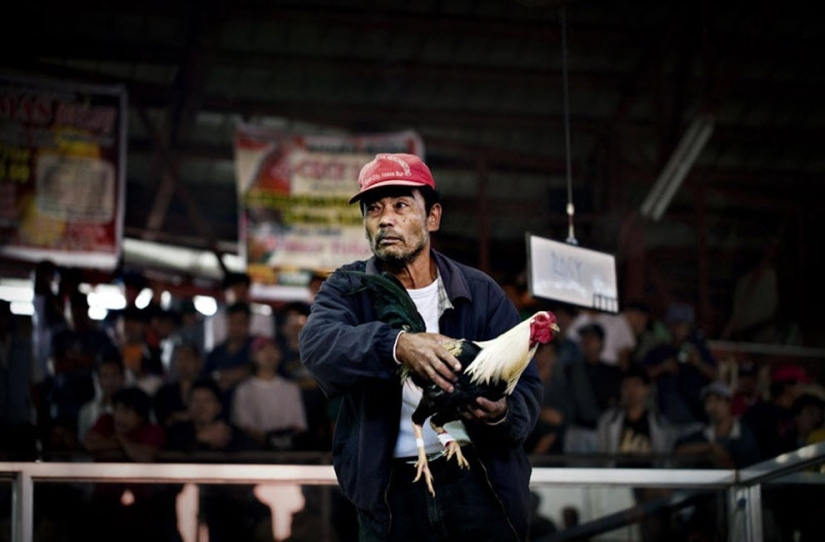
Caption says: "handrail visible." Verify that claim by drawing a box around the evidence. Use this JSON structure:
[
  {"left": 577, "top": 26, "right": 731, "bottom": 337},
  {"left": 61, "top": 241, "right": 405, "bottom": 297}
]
[
  {"left": 737, "top": 441, "right": 825, "bottom": 485},
  {"left": 2, "top": 443, "right": 824, "bottom": 542}
]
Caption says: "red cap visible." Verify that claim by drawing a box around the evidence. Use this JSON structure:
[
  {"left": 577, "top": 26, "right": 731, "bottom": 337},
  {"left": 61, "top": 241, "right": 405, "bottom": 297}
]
[
  {"left": 349, "top": 153, "right": 435, "bottom": 204},
  {"left": 771, "top": 364, "right": 812, "bottom": 384}
]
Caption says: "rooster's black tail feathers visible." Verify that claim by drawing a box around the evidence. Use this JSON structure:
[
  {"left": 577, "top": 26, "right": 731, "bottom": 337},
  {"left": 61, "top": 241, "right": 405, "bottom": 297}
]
[{"left": 338, "top": 269, "right": 426, "bottom": 333}]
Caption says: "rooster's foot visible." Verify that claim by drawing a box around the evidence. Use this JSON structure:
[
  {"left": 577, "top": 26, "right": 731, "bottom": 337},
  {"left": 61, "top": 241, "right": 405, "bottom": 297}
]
[
  {"left": 444, "top": 440, "right": 470, "bottom": 469},
  {"left": 413, "top": 457, "right": 436, "bottom": 496}
]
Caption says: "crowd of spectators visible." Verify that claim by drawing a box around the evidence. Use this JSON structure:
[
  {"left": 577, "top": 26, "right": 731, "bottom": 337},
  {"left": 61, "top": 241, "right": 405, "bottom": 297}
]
[{"left": 3, "top": 261, "right": 825, "bottom": 541}]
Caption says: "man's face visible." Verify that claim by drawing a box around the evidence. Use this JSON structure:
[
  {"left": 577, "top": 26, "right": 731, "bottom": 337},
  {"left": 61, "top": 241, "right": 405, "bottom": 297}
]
[
  {"left": 189, "top": 388, "right": 222, "bottom": 425},
  {"left": 580, "top": 333, "right": 603, "bottom": 362},
  {"left": 226, "top": 311, "right": 250, "bottom": 342},
  {"left": 363, "top": 189, "right": 440, "bottom": 268},
  {"left": 704, "top": 394, "right": 731, "bottom": 423},
  {"left": 98, "top": 363, "right": 124, "bottom": 396},
  {"left": 113, "top": 403, "right": 143, "bottom": 435},
  {"left": 621, "top": 376, "right": 649, "bottom": 408},
  {"left": 174, "top": 348, "right": 202, "bottom": 379}
]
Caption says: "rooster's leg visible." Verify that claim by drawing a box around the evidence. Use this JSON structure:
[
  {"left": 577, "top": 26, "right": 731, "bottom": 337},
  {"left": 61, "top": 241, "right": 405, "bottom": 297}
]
[
  {"left": 431, "top": 422, "right": 470, "bottom": 470},
  {"left": 412, "top": 423, "right": 435, "bottom": 496}
]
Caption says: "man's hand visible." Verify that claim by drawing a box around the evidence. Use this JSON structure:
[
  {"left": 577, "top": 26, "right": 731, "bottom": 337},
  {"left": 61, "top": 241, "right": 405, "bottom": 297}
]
[
  {"left": 395, "top": 332, "right": 461, "bottom": 393},
  {"left": 466, "top": 396, "right": 508, "bottom": 424}
]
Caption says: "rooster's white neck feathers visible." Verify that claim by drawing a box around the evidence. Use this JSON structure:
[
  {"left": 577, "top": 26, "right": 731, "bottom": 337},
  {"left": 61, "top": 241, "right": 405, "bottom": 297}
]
[{"left": 462, "top": 316, "right": 539, "bottom": 395}]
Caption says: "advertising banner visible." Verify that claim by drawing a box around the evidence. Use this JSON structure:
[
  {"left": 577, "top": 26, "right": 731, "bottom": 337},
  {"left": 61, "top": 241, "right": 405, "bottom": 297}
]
[
  {"left": 0, "top": 75, "right": 127, "bottom": 269},
  {"left": 234, "top": 125, "right": 423, "bottom": 296}
]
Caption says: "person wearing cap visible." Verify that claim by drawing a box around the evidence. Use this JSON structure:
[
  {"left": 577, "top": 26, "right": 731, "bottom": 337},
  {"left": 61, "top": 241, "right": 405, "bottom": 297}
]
[
  {"left": 672, "top": 380, "right": 761, "bottom": 541},
  {"left": 730, "top": 360, "right": 764, "bottom": 417},
  {"left": 564, "top": 323, "right": 623, "bottom": 442},
  {"left": 741, "top": 363, "right": 810, "bottom": 461},
  {"left": 642, "top": 302, "right": 718, "bottom": 429},
  {"left": 299, "top": 153, "right": 542, "bottom": 541},
  {"left": 675, "top": 381, "right": 761, "bottom": 469}
]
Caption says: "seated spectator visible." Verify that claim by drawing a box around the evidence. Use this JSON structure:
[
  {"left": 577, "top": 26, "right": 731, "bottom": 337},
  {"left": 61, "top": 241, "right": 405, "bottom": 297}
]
[
  {"left": 792, "top": 388, "right": 825, "bottom": 447},
  {"left": 232, "top": 337, "right": 307, "bottom": 450},
  {"left": 567, "top": 323, "right": 623, "bottom": 428},
  {"left": 741, "top": 364, "right": 809, "bottom": 461},
  {"left": 596, "top": 363, "right": 675, "bottom": 468},
  {"left": 546, "top": 302, "right": 582, "bottom": 370},
  {"left": 596, "top": 363, "right": 675, "bottom": 542},
  {"left": 643, "top": 302, "right": 717, "bottom": 430},
  {"left": 675, "top": 381, "right": 761, "bottom": 469},
  {"left": 83, "top": 387, "right": 165, "bottom": 461},
  {"left": 45, "top": 291, "right": 116, "bottom": 453},
  {"left": 525, "top": 340, "right": 571, "bottom": 456},
  {"left": 164, "top": 378, "right": 270, "bottom": 542},
  {"left": 204, "top": 271, "right": 274, "bottom": 353},
  {"left": 621, "top": 300, "right": 669, "bottom": 366},
  {"left": 117, "top": 306, "right": 164, "bottom": 396},
  {"left": 169, "top": 299, "right": 205, "bottom": 369},
  {"left": 568, "top": 308, "right": 636, "bottom": 368},
  {"left": 731, "top": 359, "right": 764, "bottom": 417},
  {"left": 1, "top": 299, "right": 37, "bottom": 460},
  {"left": 203, "top": 301, "right": 254, "bottom": 410},
  {"left": 148, "top": 307, "right": 182, "bottom": 372},
  {"left": 77, "top": 348, "right": 126, "bottom": 444},
  {"left": 153, "top": 341, "right": 204, "bottom": 428},
  {"left": 563, "top": 323, "right": 623, "bottom": 454},
  {"left": 82, "top": 387, "right": 176, "bottom": 542},
  {"left": 165, "top": 377, "right": 254, "bottom": 454},
  {"left": 276, "top": 301, "right": 331, "bottom": 449}
]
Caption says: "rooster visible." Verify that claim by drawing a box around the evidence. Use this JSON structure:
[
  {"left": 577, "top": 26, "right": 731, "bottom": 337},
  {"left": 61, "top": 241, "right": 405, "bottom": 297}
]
[{"left": 341, "top": 269, "right": 559, "bottom": 494}]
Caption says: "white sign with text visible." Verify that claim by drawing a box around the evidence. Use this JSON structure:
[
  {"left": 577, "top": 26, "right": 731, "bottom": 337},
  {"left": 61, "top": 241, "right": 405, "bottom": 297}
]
[{"left": 527, "top": 234, "right": 619, "bottom": 313}]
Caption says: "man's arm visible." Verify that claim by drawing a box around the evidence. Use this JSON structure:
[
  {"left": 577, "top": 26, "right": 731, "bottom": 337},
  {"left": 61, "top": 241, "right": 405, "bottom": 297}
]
[
  {"left": 466, "top": 291, "right": 543, "bottom": 445},
  {"left": 299, "top": 270, "right": 407, "bottom": 397}
]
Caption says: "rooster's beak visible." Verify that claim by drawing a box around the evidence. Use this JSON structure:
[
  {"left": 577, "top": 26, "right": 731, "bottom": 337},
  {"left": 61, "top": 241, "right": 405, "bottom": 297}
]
[{"left": 551, "top": 323, "right": 560, "bottom": 333}]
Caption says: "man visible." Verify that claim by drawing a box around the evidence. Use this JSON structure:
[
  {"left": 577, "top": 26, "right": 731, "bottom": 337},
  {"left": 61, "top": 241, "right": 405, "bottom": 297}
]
[
  {"left": 203, "top": 271, "right": 274, "bottom": 353},
  {"left": 596, "top": 363, "right": 674, "bottom": 468},
  {"left": 77, "top": 348, "right": 126, "bottom": 443},
  {"left": 299, "top": 153, "right": 542, "bottom": 542},
  {"left": 202, "top": 301, "right": 255, "bottom": 409},
  {"left": 741, "top": 364, "right": 809, "bottom": 461},
  {"left": 596, "top": 363, "right": 675, "bottom": 542},
  {"left": 643, "top": 302, "right": 717, "bottom": 430},
  {"left": 730, "top": 359, "right": 763, "bottom": 417},
  {"left": 674, "top": 381, "right": 761, "bottom": 541},
  {"left": 675, "top": 381, "right": 761, "bottom": 469},
  {"left": 565, "top": 323, "right": 623, "bottom": 435}
]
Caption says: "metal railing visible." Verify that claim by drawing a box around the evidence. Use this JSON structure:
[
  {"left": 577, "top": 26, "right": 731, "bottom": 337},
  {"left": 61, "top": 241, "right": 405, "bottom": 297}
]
[{"left": 2, "top": 442, "right": 824, "bottom": 542}]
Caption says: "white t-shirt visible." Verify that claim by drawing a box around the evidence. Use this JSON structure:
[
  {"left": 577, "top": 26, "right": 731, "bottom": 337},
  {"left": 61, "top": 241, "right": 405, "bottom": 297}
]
[{"left": 393, "top": 277, "right": 469, "bottom": 457}]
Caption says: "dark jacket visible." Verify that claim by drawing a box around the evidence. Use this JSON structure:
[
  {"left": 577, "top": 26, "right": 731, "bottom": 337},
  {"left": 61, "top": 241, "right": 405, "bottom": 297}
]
[{"left": 299, "top": 251, "right": 543, "bottom": 539}]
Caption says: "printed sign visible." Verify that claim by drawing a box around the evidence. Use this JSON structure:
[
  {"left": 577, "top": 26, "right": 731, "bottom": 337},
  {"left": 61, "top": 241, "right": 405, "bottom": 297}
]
[
  {"left": 526, "top": 233, "right": 619, "bottom": 313},
  {"left": 0, "top": 75, "right": 126, "bottom": 268},
  {"left": 234, "top": 125, "right": 424, "bottom": 297}
]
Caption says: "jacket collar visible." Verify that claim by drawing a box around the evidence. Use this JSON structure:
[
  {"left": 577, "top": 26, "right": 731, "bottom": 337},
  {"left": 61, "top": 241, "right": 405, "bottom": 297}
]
[{"left": 365, "top": 250, "right": 472, "bottom": 304}]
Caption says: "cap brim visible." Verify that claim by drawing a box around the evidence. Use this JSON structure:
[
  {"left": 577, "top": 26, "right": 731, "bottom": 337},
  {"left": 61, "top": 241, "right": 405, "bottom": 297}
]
[{"left": 348, "top": 179, "right": 432, "bottom": 204}]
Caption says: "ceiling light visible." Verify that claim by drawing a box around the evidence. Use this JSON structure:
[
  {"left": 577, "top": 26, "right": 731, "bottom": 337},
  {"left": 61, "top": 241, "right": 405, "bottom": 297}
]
[{"left": 640, "top": 113, "right": 715, "bottom": 221}]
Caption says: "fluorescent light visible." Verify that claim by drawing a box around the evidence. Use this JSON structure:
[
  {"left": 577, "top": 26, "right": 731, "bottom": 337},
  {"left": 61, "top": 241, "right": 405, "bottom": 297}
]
[{"left": 640, "top": 113, "right": 715, "bottom": 221}]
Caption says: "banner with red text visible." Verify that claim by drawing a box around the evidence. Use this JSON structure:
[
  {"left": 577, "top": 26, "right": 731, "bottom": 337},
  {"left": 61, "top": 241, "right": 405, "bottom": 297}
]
[
  {"left": 0, "top": 75, "right": 127, "bottom": 269},
  {"left": 234, "top": 125, "right": 424, "bottom": 294}
]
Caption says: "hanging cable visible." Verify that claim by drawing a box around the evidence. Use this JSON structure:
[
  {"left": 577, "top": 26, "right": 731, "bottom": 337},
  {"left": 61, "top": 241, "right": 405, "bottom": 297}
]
[{"left": 560, "top": 3, "right": 578, "bottom": 246}]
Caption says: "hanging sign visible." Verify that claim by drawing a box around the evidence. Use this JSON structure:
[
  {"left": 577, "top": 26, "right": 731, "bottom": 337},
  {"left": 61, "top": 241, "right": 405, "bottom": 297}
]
[{"left": 526, "top": 233, "right": 619, "bottom": 313}]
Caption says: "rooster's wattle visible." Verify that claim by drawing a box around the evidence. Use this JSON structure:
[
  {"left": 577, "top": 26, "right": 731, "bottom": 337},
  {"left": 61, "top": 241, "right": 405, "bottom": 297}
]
[{"left": 342, "top": 270, "right": 558, "bottom": 494}]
